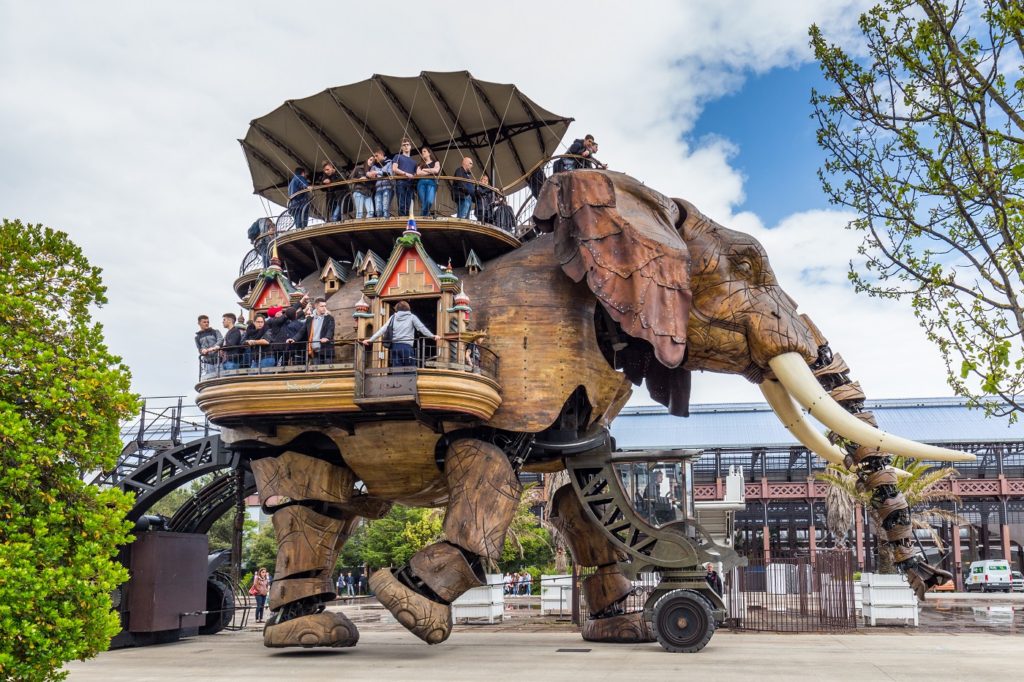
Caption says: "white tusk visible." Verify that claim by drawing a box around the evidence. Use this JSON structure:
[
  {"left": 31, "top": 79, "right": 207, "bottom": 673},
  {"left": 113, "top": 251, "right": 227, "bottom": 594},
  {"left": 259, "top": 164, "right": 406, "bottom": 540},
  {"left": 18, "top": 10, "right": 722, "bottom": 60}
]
[
  {"left": 760, "top": 379, "right": 846, "bottom": 465},
  {"left": 768, "top": 352, "right": 975, "bottom": 463}
]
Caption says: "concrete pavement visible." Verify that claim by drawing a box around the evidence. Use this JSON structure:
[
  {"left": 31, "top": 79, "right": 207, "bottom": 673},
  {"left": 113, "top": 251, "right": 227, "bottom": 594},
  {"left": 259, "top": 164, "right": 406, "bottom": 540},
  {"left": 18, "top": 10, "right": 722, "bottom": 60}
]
[{"left": 66, "top": 625, "right": 1024, "bottom": 682}]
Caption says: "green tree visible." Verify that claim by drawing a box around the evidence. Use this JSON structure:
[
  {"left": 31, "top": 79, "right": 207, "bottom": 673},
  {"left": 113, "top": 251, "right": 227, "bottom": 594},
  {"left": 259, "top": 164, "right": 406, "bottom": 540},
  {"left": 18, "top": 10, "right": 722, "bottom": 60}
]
[
  {"left": 817, "top": 456, "right": 963, "bottom": 573},
  {"left": 0, "top": 219, "right": 137, "bottom": 681},
  {"left": 244, "top": 521, "right": 277, "bottom": 575},
  {"left": 811, "top": 0, "right": 1024, "bottom": 419},
  {"left": 500, "top": 484, "right": 554, "bottom": 572}
]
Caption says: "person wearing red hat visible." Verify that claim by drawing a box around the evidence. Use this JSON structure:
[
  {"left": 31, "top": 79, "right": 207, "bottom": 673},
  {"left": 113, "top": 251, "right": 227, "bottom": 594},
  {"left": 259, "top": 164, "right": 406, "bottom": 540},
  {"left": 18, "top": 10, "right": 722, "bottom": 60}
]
[{"left": 264, "top": 296, "right": 308, "bottom": 366}]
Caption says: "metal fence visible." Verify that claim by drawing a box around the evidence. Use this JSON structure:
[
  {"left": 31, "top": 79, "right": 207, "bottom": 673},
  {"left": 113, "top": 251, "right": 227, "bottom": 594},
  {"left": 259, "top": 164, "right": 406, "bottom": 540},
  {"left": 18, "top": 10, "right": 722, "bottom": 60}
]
[{"left": 725, "top": 550, "right": 857, "bottom": 632}]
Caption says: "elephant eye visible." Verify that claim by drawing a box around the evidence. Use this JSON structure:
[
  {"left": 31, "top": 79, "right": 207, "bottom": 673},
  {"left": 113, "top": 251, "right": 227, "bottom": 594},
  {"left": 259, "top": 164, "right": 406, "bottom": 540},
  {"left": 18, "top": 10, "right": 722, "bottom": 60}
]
[{"left": 729, "top": 254, "right": 755, "bottom": 276}]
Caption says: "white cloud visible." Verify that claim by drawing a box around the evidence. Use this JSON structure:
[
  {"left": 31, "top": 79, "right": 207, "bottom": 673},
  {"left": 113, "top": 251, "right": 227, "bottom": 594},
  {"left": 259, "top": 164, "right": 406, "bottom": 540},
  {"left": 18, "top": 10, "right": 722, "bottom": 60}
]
[{"left": 1, "top": 0, "right": 945, "bottom": 408}]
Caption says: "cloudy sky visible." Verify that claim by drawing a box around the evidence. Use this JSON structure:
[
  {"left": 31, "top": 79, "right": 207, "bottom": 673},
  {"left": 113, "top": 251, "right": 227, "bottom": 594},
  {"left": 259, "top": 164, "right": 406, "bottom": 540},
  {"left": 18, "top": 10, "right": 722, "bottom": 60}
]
[{"left": 0, "top": 0, "right": 956, "bottom": 407}]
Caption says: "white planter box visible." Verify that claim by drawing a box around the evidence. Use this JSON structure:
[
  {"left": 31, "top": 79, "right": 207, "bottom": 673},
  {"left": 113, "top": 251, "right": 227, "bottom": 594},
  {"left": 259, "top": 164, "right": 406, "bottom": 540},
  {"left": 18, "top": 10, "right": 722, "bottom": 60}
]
[
  {"left": 452, "top": 574, "right": 504, "bottom": 623},
  {"left": 540, "top": 574, "right": 572, "bottom": 615},
  {"left": 860, "top": 573, "right": 918, "bottom": 626}
]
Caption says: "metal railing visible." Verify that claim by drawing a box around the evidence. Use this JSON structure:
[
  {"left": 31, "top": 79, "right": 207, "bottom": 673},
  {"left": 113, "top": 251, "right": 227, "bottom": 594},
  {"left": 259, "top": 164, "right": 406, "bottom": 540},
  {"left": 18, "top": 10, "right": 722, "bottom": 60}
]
[
  {"left": 724, "top": 550, "right": 857, "bottom": 632},
  {"left": 238, "top": 153, "right": 609, "bottom": 276},
  {"left": 198, "top": 338, "right": 499, "bottom": 382},
  {"left": 276, "top": 174, "right": 521, "bottom": 234},
  {"left": 355, "top": 337, "right": 499, "bottom": 380}
]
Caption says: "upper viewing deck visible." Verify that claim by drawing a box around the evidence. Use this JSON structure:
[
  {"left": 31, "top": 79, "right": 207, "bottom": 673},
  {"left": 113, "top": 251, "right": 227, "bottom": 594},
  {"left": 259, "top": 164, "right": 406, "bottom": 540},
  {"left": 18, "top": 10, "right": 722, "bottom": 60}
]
[{"left": 231, "top": 71, "right": 581, "bottom": 294}]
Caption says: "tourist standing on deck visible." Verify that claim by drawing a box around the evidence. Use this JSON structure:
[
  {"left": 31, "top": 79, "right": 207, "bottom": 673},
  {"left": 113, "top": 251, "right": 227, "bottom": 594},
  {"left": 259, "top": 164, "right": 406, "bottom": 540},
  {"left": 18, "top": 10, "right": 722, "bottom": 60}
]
[
  {"left": 350, "top": 157, "right": 375, "bottom": 219},
  {"left": 287, "top": 297, "right": 335, "bottom": 365},
  {"left": 288, "top": 166, "right": 311, "bottom": 228},
  {"left": 319, "top": 161, "right": 347, "bottom": 222},
  {"left": 195, "top": 315, "right": 223, "bottom": 378},
  {"left": 361, "top": 300, "right": 439, "bottom": 367},
  {"left": 416, "top": 146, "right": 441, "bottom": 216},
  {"left": 221, "top": 313, "right": 245, "bottom": 370},
  {"left": 392, "top": 138, "right": 419, "bottom": 216},
  {"left": 368, "top": 150, "right": 393, "bottom": 218},
  {"left": 453, "top": 157, "right": 476, "bottom": 219}
]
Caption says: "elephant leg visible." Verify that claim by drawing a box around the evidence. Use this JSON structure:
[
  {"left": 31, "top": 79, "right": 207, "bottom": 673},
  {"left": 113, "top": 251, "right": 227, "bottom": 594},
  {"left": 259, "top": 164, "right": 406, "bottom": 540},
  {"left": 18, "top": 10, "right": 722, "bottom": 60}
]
[
  {"left": 811, "top": 342, "right": 953, "bottom": 599},
  {"left": 250, "top": 451, "right": 362, "bottom": 648},
  {"left": 370, "top": 438, "right": 521, "bottom": 644},
  {"left": 548, "top": 484, "right": 654, "bottom": 643}
]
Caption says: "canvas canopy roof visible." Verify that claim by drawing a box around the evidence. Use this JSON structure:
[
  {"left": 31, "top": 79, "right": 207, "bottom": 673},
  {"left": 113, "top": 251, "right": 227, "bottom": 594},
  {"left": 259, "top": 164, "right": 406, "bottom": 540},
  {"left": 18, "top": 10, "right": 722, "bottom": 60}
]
[{"left": 241, "top": 71, "right": 573, "bottom": 207}]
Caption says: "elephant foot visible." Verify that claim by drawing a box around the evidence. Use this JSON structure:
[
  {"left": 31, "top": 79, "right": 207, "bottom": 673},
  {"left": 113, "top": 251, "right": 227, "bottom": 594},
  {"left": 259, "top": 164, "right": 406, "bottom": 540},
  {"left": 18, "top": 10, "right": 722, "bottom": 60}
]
[
  {"left": 581, "top": 611, "right": 655, "bottom": 643},
  {"left": 263, "top": 610, "right": 359, "bottom": 648},
  {"left": 902, "top": 558, "right": 953, "bottom": 600},
  {"left": 369, "top": 568, "right": 452, "bottom": 645}
]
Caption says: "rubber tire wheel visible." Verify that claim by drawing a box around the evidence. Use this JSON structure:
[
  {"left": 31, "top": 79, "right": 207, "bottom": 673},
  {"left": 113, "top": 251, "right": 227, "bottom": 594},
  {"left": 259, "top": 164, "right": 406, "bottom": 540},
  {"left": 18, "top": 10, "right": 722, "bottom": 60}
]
[{"left": 651, "top": 590, "right": 715, "bottom": 653}]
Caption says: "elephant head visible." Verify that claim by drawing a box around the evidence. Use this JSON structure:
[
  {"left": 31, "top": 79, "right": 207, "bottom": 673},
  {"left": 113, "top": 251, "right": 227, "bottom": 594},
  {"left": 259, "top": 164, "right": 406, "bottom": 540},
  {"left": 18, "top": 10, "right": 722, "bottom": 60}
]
[{"left": 533, "top": 169, "right": 971, "bottom": 465}]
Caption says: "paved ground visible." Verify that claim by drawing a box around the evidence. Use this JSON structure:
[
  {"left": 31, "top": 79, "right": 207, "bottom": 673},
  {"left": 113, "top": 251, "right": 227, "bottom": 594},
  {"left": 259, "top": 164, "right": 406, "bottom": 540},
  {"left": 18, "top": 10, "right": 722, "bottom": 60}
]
[{"left": 66, "top": 622, "right": 1024, "bottom": 682}]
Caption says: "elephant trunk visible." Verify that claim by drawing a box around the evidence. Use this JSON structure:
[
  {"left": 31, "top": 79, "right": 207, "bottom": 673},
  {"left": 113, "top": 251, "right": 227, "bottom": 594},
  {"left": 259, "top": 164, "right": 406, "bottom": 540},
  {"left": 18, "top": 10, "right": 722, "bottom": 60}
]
[{"left": 762, "top": 315, "right": 970, "bottom": 598}]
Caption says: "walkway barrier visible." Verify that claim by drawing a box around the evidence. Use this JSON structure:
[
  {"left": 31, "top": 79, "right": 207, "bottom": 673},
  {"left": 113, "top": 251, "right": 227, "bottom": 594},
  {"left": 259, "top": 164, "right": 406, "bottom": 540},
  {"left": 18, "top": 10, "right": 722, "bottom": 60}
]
[{"left": 725, "top": 550, "right": 858, "bottom": 632}]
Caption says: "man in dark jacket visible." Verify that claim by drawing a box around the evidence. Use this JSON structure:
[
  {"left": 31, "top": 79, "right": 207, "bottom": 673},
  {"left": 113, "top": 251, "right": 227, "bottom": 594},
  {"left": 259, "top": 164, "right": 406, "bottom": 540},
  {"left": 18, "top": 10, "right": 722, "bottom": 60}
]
[
  {"left": 288, "top": 167, "right": 311, "bottom": 228},
  {"left": 318, "top": 161, "right": 348, "bottom": 222},
  {"left": 560, "top": 134, "right": 606, "bottom": 171},
  {"left": 221, "top": 313, "right": 245, "bottom": 369},
  {"left": 453, "top": 157, "right": 475, "bottom": 219},
  {"left": 287, "top": 297, "right": 336, "bottom": 365}
]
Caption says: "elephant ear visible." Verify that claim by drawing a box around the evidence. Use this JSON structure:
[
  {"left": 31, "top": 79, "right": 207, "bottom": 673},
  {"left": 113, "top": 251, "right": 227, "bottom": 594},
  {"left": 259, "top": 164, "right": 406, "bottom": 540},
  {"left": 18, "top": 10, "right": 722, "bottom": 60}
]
[{"left": 534, "top": 170, "right": 692, "bottom": 369}]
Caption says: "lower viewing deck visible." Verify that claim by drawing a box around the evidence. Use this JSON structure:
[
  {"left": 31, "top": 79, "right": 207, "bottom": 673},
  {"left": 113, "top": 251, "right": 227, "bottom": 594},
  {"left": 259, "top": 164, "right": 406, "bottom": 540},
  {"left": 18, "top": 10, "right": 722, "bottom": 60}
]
[{"left": 195, "top": 340, "right": 501, "bottom": 427}]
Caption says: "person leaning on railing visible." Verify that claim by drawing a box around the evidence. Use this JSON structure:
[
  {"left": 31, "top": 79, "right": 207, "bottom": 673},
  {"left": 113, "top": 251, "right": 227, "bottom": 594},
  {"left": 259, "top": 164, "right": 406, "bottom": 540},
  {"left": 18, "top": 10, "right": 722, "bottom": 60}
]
[
  {"left": 195, "top": 314, "right": 223, "bottom": 378},
  {"left": 453, "top": 157, "right": 476, "bottom": 219},
  {"left": 318, "top": 161, "right": 348, "bottom": 222},
  {"left": 475, "top": 173, "right": 495, "bottom": 225},
  {"left": 557, "top": 134, "right": 607, "bottom": 172},
  {"left": 368, "top": 150, "right": 393, "bottom": 218},
  {"left": 361, "top": 300, "right": 439, "bottom": 368},
  {"left": 243, "top": 313, "right": 275, "bottom": 368},
  {"left": 350, "top": 157, "right": 375, "bottom": 219},
  {"left": 265, "top": 295, "right": 308, "bottom": 366},
  {"left": 392, "top": 137, "right": 418, "bottom": 216},
  {"left": 221, "top": 312, "right": 246, "bottom": 370},
  {"left": 416, "top": 146, "right": 441, "bottom": 216}
]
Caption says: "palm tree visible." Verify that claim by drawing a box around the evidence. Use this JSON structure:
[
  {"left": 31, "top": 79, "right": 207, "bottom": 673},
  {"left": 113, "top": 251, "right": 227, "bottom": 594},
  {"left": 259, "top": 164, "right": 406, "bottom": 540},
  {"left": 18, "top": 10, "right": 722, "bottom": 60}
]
[{"left": 816, "top": 457, "right": 964, "bottom": 573}]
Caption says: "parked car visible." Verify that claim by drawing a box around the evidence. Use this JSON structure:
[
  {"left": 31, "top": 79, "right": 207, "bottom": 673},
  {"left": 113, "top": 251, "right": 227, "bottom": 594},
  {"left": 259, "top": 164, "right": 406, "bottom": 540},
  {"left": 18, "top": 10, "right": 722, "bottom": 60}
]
[
  {"left": 965, "top": 560, "right": 1012, "bottom": 592},
  {"left": 1011, "top": 570, "right": 1024, "bottom": 593}
]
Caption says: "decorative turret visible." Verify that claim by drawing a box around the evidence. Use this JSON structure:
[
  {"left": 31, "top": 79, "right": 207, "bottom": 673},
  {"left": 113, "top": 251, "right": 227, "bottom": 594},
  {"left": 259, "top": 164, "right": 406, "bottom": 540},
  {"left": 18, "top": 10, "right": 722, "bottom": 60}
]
[
  {"left": 239, "top": 242, "right": 303, "bottom": 315},
  {"left": 448, "top": 284, "right": 472, "bottom": 322},
  {"left": 401, "top": 209, "right": 422, "bottom": 242},
  {"left": 320, "top": 258, "right": 351, "bottom": 297},
  {"left": 465, "top": 250, "right": 483, "bottom": 275},
  {"left": 439, "top": 259, "right": 459, "bottom": 286},
  {"left": 353, "top": 294, "right": 372, "bottom": 319}
]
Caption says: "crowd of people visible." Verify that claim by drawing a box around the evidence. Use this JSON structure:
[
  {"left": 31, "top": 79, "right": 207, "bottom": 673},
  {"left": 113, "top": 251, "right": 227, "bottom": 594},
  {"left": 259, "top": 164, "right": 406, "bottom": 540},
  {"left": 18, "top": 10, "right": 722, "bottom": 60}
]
[
  {"left": 336, "top": 571, "right": 369, "bottom": 597},
  {"left": 504, "top": 571, "right": 534, "bottom": 596},
  {"left": 284, "top": 138, "right": 515, "bottom": 230},
  {"left": 195, "top": 294, "right": 337, "bottom": 377}
]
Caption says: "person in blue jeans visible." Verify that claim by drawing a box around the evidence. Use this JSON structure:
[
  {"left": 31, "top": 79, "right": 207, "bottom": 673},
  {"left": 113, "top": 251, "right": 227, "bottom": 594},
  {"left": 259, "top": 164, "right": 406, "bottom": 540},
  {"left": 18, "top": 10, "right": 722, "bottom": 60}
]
[
  {"left": 392, "top": 138, "right": 418, "bottom": 216},
  {"left": 361, "top": 300, "right": 439, "bottom": 367},
  {"left": 350, "top": 156, "right": 375, "bottom": 219},
  {"left": 416, "top": 146, "right": 440, "bottom": 216},
  {"left": 287, "top": 166, "right": 311, "bottom": 228},
  {"left": 368, "top": 149, "right": 393, "bottom": 218},
  {"left": 453, "top": 156, "right": 476, "bottom": 219}
]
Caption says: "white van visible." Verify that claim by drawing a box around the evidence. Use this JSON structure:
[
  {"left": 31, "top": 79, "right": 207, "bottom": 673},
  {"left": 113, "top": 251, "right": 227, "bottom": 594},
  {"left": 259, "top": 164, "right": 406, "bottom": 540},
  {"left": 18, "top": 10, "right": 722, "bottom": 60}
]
[{"left": 965, "top": 560, "right": 1012, "bottom": 592}]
